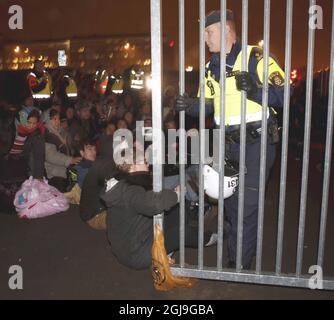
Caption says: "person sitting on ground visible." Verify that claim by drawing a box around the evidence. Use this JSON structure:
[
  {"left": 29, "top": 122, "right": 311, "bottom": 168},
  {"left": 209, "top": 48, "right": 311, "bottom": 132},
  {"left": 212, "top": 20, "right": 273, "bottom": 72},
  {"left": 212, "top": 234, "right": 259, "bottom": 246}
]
[
  {"left": 100, "top": 146, "right": 216, "bottom": 270},
  {"left": 0, "top": 106, "right": 45, "bottom": 212},
  {"left": 65, "top": 140, "right": 97, "bottom": 204},
  {"left": 98, "top": 120, "right": 116, "bottom": 156},
  {"left": 68, "top": 100, "right": 99, "bottom": 154},
  {"left": 75, "top": 140, "right": 97, "bottom": 188},
  {"left": 5, "top": 107, "right": 45, "bottom": 178},
  {"left": 45, "top": 109, "right": 81, "bottom": 192},
  {"left": 79, "top": 148, "right": 117, "bottom": 231}
]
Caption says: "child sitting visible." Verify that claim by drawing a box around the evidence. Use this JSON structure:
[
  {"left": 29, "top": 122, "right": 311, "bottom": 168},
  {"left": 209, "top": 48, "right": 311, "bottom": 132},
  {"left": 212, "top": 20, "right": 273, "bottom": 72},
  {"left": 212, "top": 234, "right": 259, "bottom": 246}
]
[{"left": 64, "top": 140, "right": 96, "bottom": 204}]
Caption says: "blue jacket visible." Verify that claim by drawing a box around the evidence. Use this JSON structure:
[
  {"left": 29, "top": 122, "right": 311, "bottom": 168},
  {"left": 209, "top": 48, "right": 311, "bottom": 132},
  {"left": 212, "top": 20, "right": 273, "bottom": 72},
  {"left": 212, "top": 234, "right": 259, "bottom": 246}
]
[{"left": 75, "top": 159, "right": 94, "bottom": 188}]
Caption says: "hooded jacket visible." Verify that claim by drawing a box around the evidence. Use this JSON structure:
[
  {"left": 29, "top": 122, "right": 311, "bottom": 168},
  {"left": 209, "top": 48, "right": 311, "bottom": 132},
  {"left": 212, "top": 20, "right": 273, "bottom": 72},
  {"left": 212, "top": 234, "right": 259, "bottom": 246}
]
[
  {"left": 79, "top": 157, "right": 117, "bottom": 222},
  {"left": 100, "top": 172, "right": 178, "bottom": 270}
]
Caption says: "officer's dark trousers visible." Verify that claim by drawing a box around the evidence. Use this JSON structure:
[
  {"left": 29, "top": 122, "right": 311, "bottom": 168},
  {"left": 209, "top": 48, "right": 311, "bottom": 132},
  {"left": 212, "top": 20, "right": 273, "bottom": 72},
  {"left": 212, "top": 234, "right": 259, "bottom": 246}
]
[{"left": 225, "top": 138, "right": 276, "bottom": 268}]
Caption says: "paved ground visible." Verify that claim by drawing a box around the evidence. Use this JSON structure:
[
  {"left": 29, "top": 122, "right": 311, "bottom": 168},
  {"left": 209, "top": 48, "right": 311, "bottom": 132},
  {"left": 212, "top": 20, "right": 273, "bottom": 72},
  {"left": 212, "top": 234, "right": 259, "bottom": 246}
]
[{"left": 1, "top": 148, "right": 334, "bottom": 300}]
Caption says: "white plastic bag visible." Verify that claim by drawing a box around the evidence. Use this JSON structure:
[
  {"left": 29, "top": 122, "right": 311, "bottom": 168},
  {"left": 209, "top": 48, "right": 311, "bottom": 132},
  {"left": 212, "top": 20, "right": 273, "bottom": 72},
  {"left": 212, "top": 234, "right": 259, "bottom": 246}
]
[{"left": 14, "top": 177, "right": 69, "bottom": 219}]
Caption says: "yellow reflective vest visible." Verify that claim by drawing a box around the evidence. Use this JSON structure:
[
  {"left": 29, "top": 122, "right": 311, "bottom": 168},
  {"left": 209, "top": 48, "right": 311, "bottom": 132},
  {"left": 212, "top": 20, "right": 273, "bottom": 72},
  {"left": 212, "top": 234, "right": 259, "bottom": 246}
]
[
  {"left": 201, "top": 45, "right": 284, "bottom": 127},
  {"left": 64, "top": 75, "right": 78, "bottom": 98},
  {"left": 111, "top": 77, "right": 124, "bottom": 94},
  {"left": 28, "top": 71, "right": 52, "bottom": 99}
]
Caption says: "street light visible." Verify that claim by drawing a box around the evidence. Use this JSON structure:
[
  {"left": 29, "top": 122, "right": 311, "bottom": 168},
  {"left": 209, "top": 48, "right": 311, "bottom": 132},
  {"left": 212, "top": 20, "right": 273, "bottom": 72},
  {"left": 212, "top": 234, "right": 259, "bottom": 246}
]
[{"left": 14, "top": 46, "right": 20, "bottom": 53}]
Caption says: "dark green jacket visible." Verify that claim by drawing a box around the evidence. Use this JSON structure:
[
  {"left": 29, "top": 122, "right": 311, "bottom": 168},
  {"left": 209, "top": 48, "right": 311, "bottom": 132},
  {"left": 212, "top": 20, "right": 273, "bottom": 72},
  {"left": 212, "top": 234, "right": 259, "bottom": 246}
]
[{"left": 101, "top": 174, "right": 178, "bottom": 270}]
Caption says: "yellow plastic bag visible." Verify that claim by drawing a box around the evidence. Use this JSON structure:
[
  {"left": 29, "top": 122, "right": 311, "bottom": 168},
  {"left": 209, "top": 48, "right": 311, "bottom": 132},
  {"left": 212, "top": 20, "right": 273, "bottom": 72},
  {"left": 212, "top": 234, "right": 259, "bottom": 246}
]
[
  {"left": 151, "top": 224, "right": 197, "bottom": 291},
  {"left": 64, "top": 183, "right": 81, "bottom": 205}
]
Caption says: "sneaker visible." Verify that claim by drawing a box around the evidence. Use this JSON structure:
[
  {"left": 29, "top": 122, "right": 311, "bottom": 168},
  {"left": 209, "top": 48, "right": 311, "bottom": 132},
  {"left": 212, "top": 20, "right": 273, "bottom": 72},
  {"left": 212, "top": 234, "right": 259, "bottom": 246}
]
[
  {"left": 205, "top": 233, "right": 218, "bottom": 247},
  {"left": 167, "top": 251, "right": 175, "bottom": 265},
  {"left": 167, "top": 251, "right": 174, "bottom": 258}
]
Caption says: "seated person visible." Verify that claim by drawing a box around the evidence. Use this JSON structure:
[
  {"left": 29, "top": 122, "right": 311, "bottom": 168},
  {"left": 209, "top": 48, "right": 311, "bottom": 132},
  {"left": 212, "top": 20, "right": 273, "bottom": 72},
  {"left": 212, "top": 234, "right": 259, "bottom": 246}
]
[
  {"left": 75, "top": 140, "right": 97, "bottom": 188},
  {"left": 0, "top": 106, "right": 45, "bottom": 212},
  {"left": 4, "top": 107, "right": 45, "bottom": 179},
  {"left": 100, "top": 146, "right": 215, "bottom": 270},
  {"left": 45, "top": 109, "right": 81, "bottom": 192},
  {"left": 65, "top": 140, "right": 97, "bottom": 204},
  {"left": 98, "top": 120, "right": 116, "bottom": 156},
  {"left": 79, "top": 153, "right": 117, "bottom": 230}
]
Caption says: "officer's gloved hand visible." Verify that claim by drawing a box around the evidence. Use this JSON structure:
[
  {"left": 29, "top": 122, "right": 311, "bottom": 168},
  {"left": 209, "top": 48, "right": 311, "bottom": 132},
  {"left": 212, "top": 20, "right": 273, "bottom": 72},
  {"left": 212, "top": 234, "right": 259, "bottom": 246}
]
[
  {"left": 175, "top": 93, "right": 191, "bottom": 112},
  {"left": 235, "top": 71, "right": 258, "bottom": 99}
]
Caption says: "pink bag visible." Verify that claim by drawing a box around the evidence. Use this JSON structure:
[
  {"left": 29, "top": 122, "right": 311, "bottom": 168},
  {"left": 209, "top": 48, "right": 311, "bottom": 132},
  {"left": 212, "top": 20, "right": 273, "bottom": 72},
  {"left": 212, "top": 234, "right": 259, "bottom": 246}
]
[{"left": 14, "top": 177, "right": 69, "bottom": 219}]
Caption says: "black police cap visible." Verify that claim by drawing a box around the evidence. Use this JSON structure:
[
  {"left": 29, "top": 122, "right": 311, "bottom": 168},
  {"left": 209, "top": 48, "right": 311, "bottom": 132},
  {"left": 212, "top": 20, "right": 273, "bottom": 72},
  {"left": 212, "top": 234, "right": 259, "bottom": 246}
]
[{"left": 205, "top": 9, "right": 234, "bottom": 28}]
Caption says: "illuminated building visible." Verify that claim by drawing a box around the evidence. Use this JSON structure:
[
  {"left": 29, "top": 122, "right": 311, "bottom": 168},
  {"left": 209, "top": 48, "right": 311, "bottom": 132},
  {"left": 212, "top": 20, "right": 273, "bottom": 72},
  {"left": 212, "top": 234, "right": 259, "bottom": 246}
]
[{"left": 1, "top": 35, "right": 162, "bottom": 73}]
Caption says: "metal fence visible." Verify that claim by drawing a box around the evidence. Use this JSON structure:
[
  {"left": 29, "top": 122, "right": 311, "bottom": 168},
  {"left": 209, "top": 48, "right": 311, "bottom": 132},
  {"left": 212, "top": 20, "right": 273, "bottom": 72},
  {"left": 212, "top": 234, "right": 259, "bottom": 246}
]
[{"left": 150, "top": 0, "right": 334, "bottom": 290}]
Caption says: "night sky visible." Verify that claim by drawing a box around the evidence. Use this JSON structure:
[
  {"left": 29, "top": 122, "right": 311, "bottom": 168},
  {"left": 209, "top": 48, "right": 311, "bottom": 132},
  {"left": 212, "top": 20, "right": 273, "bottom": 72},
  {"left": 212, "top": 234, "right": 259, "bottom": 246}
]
[{"left": 0, "top": 0, "right": 333, "bottom": 70}]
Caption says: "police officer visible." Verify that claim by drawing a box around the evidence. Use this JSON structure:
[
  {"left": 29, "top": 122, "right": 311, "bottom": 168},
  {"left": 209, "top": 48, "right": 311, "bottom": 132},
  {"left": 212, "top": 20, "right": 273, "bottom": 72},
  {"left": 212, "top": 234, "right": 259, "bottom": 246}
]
[
  {"left": 94, "top": 67, "right": 109, "bottom": 98},
  {"left": 175, "top": 9, "right": 286, "bottom": 269},
  {"left": 110, "top": 74, "right": 124, "bottom": 95},
  {"left": 26, "top": 59, "right": 52, "bottom": 111}
]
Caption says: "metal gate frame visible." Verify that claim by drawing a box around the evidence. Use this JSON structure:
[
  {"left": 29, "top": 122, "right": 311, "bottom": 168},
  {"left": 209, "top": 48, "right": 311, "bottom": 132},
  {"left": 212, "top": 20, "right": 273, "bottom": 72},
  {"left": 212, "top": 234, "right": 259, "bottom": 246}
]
[{"left": 150, "top": 0, "right": 334, "bottom": 290}]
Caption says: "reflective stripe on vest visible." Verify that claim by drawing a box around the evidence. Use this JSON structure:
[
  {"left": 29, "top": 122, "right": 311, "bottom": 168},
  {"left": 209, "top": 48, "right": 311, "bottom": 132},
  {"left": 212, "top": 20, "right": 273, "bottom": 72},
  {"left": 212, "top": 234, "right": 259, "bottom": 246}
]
[
  {"left": 28, "top": 72, "right": 37, "bottom": 78},
  {"left": 66, "top": 78, "right": 78, "bottom": 98},
  {"left": 33, "top": 94, "right": 51, "bottom": 99},
  {"left": 112, "top": 89, "right": 123, "bottom": 94},
  {"left": 204, "top": 45, "right": 269, "bottom": 127}
]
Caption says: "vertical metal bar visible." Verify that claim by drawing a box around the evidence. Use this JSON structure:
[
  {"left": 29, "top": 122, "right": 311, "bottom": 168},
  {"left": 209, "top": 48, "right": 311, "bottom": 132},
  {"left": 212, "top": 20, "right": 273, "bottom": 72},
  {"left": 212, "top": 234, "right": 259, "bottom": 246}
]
[
  {"left": 296, "top": 0, "right": 316, "bottom": 277},
  {"left": 236, "top": 0, "right": 249, "bottom": 272},
  {"left": 198, "top": 0, "right": 206, "bottom": 270},
  {"left": 150, "top": 0, "right": 164, "bottom": 228},
  {"left": 256, "top": 0, "right": 270, "bottom": 274},
  {"left": 217, "top": 0, "right": 227, "bottom": 271},
  {"left": 319, "top": 70, "right": 325, "bottom": 98},
  {"left": 276, "top": 0, "right": 293, "bottom": 275},
  {"left": 178, "top": 0, "right": 186, "bottom": 268},
  {"left": 325, "top": 68, "right": 330, "bottom": 97},
  {"left": 317, "top": 1, "right": 334, "bottom": 268}
]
